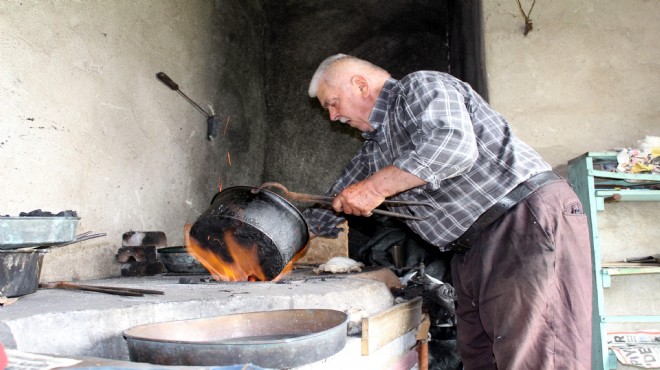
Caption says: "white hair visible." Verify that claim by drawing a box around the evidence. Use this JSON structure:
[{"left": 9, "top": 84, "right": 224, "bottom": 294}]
[
  {"left": 308, "top": 54, "right": 386, "bottom": 98},
  {"left": 308, "top": 54, "right": 350, "bottom": 98}
]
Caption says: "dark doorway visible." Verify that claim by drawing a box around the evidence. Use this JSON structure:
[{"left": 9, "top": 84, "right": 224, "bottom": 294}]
[{"left": 261, "top": 0, "right": 485, "bottom": 193}]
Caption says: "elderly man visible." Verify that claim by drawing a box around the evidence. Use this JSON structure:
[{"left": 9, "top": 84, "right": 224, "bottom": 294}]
[{"left": 302, "top": 54, "right": 592, "bottom": 369}]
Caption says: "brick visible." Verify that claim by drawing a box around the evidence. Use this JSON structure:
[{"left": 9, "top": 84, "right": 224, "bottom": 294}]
[
  {"left": 296, "top": 221, "right": 349, "bottom": 265},
  {"left": 116, "top": 246, "right": 158, "bottom": 263},
  {"left": 120, "top": 261, "right": 164, "bottom": 277},
  {"left": 122, "top": 231, "right": 167, "bottom": 247}
]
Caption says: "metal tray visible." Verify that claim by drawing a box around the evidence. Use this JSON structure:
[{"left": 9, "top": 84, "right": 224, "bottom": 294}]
[
  {"left": 124, "top": 309, "right": 348, "bottom": 368},
  {"left": 0, "top": 217, "right": 79, "bottom": 249}
]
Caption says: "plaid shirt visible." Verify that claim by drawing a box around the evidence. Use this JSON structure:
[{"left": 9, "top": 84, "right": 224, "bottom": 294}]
[{"left": 303, "top": 71, "right": 550, "bottom": 250}]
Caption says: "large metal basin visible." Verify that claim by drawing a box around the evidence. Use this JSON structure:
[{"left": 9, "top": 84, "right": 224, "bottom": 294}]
[{"left": 123, "top": 309, "right": 348, "bottom": 368}]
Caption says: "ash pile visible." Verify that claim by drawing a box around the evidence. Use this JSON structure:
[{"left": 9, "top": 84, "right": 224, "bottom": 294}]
[{"left": 347, "top": 215, "right": 462, "bottom": 370}]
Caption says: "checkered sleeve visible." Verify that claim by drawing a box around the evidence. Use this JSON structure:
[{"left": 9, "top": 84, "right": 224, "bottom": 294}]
[
  {"left": 393, "top": 74, "right": 479, "bottom": 190},
  {"left": 301, "top": 145, "right": 372, "bottom": 237}
]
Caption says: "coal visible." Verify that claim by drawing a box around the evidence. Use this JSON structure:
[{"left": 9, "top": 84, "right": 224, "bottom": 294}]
[{"left": 5, "top": 209, "right": 79, "bottom": 217}]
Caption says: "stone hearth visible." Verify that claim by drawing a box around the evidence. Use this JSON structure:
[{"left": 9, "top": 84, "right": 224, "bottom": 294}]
[{"left": 0, "top": 269, "right": 418, "bottom": 369}]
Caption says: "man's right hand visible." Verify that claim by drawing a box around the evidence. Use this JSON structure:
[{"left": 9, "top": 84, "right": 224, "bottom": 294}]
[
  {"left": 332, "top": 180, "right": 385, "bottom": 217},
  {"left": 333, "top": 165, "right": 427, "bottom": 217}
]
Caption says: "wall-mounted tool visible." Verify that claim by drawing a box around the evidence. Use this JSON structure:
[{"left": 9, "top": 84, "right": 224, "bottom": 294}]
[{"left": 156, "top": 72, "right": 221, "bottom": 140}]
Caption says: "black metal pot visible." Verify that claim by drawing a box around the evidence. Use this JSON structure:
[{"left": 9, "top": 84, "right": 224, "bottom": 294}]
[
  {"left": 188, "top": 186, "right": 309, "bottom": 280},
  {"left": 158, "top": 246, "right": 209, "bottom": 274},
  {"left": 0, "top": 249, "right": 47, "bottom": 297}
]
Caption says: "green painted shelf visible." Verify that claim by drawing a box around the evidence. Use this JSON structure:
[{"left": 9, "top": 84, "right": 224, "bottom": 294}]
[{"left": 568, "top": 152, "right": 660, "bottom": 370}]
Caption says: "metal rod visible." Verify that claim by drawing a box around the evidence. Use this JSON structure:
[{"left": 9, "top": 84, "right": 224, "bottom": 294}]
[
  {"left": 69, "top": 283, "right": 165, "bottom": 295},
  {"left": 40, "top": 282, "right": 140, "bottom": 296},
  {"left": 418, "top": 340, "right": 429, "bottom": 370},
  {"left": 157, "top": 72, "right": 212, "bottom": 118},
  {"left": 61, "top": 283, "right": 144, "bottom": 296},
  {"left": 299, "top": 198, "right": 426, "bottom": 220},
  {"left": 39, "top": 281, "right": 165, "bottom": 297},
  {"left": 253, "top": 182, "right": 433, "bottom": 220},
  {"left": 256, "top": 182, "right": 437, "bottom": 208},
  {"left": 176, "top": 90, "right": 212, "bottom": 119}
]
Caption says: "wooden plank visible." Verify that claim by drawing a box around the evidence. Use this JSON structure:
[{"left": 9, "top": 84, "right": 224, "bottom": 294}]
[{"left": 361, "top": 297, "right": 422, "bottom": 356}]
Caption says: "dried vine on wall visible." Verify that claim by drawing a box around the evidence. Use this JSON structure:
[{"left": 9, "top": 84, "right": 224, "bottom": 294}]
[{"left": 516, "top": 0, "right": 536, "bottom": 36}]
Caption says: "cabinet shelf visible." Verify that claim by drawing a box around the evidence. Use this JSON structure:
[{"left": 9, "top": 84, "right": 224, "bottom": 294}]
[
  {"left": 602, "top": 266, "right": 660, "bottom": 276},
  {"left": 596, "top": 189, "right": 660, "bottom": 201},
  {"left": 594, "top": 190, "right": 660, "bottom": 210},
  {"left": 589, "top": 168, "right": 660, "bottom": 182},
  {"left": 568, "top": 152, "right": 660, "bottom": 370},
  {"left": 602, "top": 316, "right": 660, "bottom": 323},
  {"left": 601, "top": 266, "right": 660, "bottom": 289}
]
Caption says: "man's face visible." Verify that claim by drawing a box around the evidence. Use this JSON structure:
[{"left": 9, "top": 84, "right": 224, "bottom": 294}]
[{"left": 317, "top": 81, "right": 375, "bottom": 132}]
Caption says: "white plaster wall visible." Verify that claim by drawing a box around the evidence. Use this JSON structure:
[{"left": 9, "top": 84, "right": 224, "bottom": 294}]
[
  {"left": 0, "top": 1, "right": 265, "bottom": 280},
  {"left": 483, "top": 2, "right": 660, "bottom": 368},
  {"left": 483, "top": 0, "right": 659, "bottom": 168}
]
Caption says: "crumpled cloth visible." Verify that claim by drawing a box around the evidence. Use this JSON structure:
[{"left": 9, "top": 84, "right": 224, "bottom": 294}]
[{"left": 313, "top": 256, "right": 364, "bottom": 274}]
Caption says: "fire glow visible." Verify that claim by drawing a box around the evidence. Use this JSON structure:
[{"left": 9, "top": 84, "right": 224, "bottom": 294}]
[{"left": 184, "top": 224, "right": 307, "bottom": 282}]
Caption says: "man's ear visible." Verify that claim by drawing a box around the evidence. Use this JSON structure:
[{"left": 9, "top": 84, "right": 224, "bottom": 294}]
[{"left": 351, "top": 75, "right": 369, "bottom": 97}]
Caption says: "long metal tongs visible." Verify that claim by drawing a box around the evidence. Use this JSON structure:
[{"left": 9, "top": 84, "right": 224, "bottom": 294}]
[
  {"left": 32, "top": 231, "right": 107, "bottom": 250},
  {"left": 253, "top": 182, "right": 436, "bottom": 221},
  {"left": 39, "top": 281, "right": 164, "bottom": 297}
]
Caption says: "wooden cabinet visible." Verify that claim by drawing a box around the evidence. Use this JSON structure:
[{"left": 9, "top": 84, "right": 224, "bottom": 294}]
[{"left": 568, "top": 152, "right": 660, "bottom": 370}]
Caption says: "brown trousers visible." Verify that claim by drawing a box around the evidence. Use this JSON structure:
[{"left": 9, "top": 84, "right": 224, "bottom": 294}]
[{"left": 451, "top": 180, "right": 592, "bottom": 370}]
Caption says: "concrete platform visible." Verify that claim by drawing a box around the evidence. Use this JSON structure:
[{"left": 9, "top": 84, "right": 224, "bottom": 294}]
[{"left": 0, "top": 270, "right": 407, "bottom": 368}]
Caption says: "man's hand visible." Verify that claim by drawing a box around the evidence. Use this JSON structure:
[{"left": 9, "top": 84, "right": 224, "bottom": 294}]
[
  {"left": 333, "top": 180, "right": 385, "bottom": 217},
  {"left": 332, "top": 165, "right": 428, "bottom": 217}
]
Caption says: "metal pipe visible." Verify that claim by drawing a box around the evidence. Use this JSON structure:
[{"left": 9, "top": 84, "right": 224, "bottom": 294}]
[{"left": 418, "top": 339, "right": 429, "bottom": 370}]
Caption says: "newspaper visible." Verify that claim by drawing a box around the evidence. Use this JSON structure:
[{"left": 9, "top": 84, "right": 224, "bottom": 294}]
[
  {"left": 5, "top": 349, "right": 82, "bottom": 370},
  {"left": 608, "top": 331, "right": 660, "bottom": 368}
]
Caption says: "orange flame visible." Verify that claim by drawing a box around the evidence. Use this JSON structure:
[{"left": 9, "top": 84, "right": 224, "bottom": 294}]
[
  {"left": 185, "top": 224, "right": 266, "bottom": 281},
  {"left": 275, "top": 243, "right": 309, "bottom": 280},
  {"left": 184, "top": 224, "right": 309, "bottom": 282}
]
